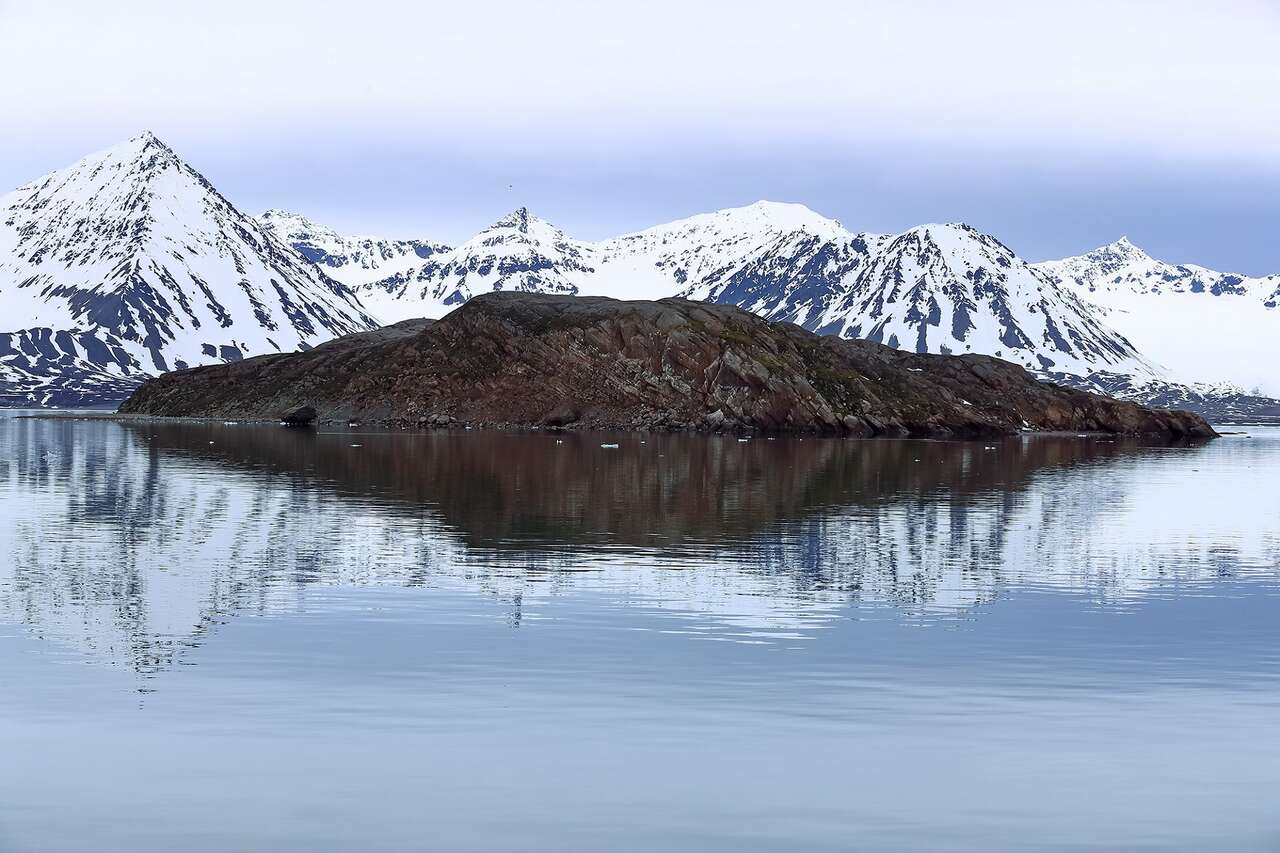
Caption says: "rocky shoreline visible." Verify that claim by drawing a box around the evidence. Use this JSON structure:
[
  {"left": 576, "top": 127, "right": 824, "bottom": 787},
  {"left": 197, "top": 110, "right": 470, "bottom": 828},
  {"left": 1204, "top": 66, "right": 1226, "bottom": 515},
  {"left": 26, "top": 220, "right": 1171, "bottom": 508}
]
[{"left": 117, "top": 294, "right": 1216, "bottom": 440}]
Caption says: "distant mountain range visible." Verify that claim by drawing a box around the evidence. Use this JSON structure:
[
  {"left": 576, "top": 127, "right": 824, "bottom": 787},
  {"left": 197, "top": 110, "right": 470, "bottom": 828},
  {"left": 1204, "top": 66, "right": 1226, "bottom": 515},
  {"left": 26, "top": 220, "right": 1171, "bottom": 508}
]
[
  {"left": 1034, "top": 238, "right": 1280, "bottom": 408},
  {"left": 1, "top": 132, "right": 1276, "bottom": 418}
]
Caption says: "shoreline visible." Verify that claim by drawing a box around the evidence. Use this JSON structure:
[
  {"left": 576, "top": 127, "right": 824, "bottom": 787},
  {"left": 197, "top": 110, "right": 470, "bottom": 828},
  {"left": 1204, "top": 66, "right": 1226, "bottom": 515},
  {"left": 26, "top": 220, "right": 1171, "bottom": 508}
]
[{"left": 12, "top": 410, "right": 1221, "bottom": 441}]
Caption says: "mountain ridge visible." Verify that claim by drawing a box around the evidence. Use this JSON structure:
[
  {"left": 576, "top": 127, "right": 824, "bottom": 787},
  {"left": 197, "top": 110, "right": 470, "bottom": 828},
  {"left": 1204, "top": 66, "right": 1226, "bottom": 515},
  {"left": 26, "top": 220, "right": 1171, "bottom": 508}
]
[
  {"left": 257, "top": 208, "right": 449, "bottom": 289},
  {"left": 1035, "top": 237, "right": 1280, "bottom": 399},
  {"left": 348, "top": 206, "right": 1161, "bottom": 389},
  {"left": 3, "top": 133, "right": 1275, "bottom": 416}
]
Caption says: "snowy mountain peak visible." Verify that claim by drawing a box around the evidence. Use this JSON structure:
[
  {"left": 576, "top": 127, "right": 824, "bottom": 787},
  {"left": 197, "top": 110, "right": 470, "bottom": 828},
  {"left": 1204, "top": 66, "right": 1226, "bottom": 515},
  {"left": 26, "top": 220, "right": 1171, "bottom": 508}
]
[
  {"left": 888, "top": 223, "right": 1022, "bottom": 270},
  {"left": 0, "top": 134, "right": 377, "bottom": 404},
  {"left": 257, "top": 209, "right": 449, "bottom": 289},
  {"left": 356, "top": 207, "right": 591, "bottom": 319},
  {"left": 1088, "top": 235, "right": 1152, "bottom": 263},
  {"left": 259, "top": 208, "right": 338, "bottom": 238},
  {"left": 102, "top": 129, "right": 175, "bottom": 162},
  {"left": 1036, "top": 235, "right": 1276, "bottom": 301},
  {"left": 1106, "top": 235, "right": 1142, "bottom": 252},
  {"left": 74, "top": 131, "right": 191, "bottom": 191},
  {"left": 480, "top": 207, "right": 571, "bottom": 243},
  {"left": 491, "top": 206, "right": 535, "bottom": 231},
  {"left": 903, "top": 221, "right": 1001, "bottom": 241},
  {"left": 656, "top": 200, "right": 848, "bottom": 241},
  {"left": 773, "top": 219, "right": 1160, "bottom": 382},
  {"left": 731, "top": 200, "right": 848, "bottom": 234},
  {"left": 1032, "top": 237, "right": 1280, "bottom": 394}
]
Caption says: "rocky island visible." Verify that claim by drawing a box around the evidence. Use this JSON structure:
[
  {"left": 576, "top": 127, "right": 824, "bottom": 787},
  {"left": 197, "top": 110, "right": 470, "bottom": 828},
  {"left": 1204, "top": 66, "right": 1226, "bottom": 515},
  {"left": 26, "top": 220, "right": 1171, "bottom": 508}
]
[{"left": 118, "top": 293, "right": 1215, "bottom": 439}]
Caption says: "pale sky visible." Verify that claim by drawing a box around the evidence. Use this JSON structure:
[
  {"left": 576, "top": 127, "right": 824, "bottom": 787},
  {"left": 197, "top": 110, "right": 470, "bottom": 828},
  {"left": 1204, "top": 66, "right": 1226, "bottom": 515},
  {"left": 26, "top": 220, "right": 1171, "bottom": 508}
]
[{"left": 2, "top": 0, "right": 1278, "bottom": 271}]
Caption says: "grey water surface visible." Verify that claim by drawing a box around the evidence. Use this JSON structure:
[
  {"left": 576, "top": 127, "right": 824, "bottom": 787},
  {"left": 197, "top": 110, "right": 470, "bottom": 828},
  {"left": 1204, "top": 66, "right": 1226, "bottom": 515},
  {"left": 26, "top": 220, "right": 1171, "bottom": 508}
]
[{"left": 1, "top": 412, "right": 1278, "bottom": 852}]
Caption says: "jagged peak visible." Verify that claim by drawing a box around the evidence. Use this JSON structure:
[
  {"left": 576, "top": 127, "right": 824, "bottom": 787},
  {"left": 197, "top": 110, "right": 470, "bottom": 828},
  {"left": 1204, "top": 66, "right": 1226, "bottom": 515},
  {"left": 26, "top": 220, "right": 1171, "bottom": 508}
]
[
  {"left": 132, "top": 129, "right": 163, "bottom": 146},
  {"left": 479, "top": 207, "right": 569, "bottom": 242},
  {"left": 1098, "top": 235, "right": 1149, "bottom": 257},
  {"left": 1075, "top": 235, "right": 1152, "bottom": 263},
  {"left": 259, "top": 208, "right": 337, "bottom": 236},
  {"left": 491, "top": 206, "right": 538, "bottom": 231},
  {"left": 97, "top": 130, "right": 180, "bottom": 165},
  {"left": 6, "top": 129, "right": 208, "bottom": 215}
]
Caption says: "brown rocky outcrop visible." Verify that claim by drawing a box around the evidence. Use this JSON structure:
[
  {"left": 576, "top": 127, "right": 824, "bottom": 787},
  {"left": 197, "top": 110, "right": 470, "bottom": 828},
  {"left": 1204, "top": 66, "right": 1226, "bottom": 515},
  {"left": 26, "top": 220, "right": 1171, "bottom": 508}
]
[{"left": 118, "top": 294, "right": 1216, "bottom": 439}]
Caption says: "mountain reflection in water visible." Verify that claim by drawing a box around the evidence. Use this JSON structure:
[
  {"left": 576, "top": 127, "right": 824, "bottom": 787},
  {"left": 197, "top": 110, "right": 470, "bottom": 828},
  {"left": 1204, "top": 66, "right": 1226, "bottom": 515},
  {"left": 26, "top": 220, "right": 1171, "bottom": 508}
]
[{"left": 1, "top": 418, "right": 1271, "bottom": 675}]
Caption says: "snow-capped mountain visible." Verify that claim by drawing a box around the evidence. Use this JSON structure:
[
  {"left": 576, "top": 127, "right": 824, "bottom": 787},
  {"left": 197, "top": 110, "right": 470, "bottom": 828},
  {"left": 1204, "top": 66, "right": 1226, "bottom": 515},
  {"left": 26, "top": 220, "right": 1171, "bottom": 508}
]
[
  {"left": 360, "top": 201, "right": 847, "bottom": 322},
  {"left": 0, "top": 133, "right": 378, "bottom": 406},
  {"left": 1037, "top": 237, "right": 1280, "bottom": 304},
  {"left": 1036, "top": 239, "right": 1280, "bottom": 400},
  {"left": 363, "top": 203, "right": 1157, "bottom": 388},
  {"left": 353, "top": 202, "right": 1280, "bottom": 416},
  {"left": 3, "top": 135, "right": 1272, "bottom": 420},
  {"left": 358, "top": 207, "right": 594, "bottom": 321},
  {"left": 591, "top": 200, "right": 849, "bottom": 300},
  {"left": 686, "top": 222, "right": 1155, "bottom": 382},
  {"left": 258, "top": 208, "right": 449, "bottom": 288}
]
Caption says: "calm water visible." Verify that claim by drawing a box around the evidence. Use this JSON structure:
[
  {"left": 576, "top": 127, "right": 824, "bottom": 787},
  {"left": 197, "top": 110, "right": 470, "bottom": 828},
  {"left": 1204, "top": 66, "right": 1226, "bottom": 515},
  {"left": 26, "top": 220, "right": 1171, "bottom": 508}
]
[{"left": 1, "top": 413, "right": 1278, "bottom": 852}]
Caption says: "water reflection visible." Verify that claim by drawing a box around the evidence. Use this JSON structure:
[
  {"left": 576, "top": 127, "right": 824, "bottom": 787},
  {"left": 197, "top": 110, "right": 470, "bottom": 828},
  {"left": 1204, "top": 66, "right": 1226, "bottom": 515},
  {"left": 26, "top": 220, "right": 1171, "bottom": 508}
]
[{"left": 1, "top": 417, "right": 1274, "bottom": 674}]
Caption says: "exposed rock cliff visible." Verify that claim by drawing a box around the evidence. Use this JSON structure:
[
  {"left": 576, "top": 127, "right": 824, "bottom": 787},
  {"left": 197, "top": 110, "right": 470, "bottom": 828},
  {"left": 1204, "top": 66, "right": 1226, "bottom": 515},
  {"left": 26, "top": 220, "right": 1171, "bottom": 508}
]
[{"left": 118, "top": 294, "right": 1215, "bottom": 439}]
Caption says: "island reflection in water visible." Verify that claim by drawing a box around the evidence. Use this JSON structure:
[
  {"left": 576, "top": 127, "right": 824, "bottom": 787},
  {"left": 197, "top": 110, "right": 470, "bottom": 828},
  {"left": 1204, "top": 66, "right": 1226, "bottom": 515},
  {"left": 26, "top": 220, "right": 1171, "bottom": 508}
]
[
  {"left": 1, "top": 416, "right": 1279, "bottom": 853},
  {"left": 0, "top": 418, "right": 1269, "bottom": 671}
]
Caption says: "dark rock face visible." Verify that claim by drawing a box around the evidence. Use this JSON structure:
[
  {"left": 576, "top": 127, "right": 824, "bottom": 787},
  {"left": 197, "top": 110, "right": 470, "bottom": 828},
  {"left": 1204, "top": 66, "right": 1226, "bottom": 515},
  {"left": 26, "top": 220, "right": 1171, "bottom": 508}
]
[
  {"left": 280, "top": 405, "right": 317, "bottom": 427},
  {"left": 118, "top": 294, "right": 1216, "bottom": 439}
]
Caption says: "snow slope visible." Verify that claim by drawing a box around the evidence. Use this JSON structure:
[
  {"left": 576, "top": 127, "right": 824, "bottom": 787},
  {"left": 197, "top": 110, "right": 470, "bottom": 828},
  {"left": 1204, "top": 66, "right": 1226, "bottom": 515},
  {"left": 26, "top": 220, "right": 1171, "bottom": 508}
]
[
  {"left": 587, "top": 200, "right": 850, "bottom": 301},
  {"left": 0, "top": 133, "right": 378, "bottom": 405},
  {"left": 1036, "top": 239, "right": 1280, "bottom": 397},
  {"left": 692, "top": 222, "right": 1156, "bottom": 382},
  {"left": 258, "top": 208, "right": 449, "bottom": 288}
]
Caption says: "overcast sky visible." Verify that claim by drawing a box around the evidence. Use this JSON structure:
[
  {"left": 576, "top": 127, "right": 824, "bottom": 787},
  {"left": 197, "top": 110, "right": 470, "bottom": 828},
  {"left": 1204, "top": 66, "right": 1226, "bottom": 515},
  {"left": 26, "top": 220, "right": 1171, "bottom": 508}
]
[{"left": 2, "top": 0, "right": 1278, "bottom": 271}]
